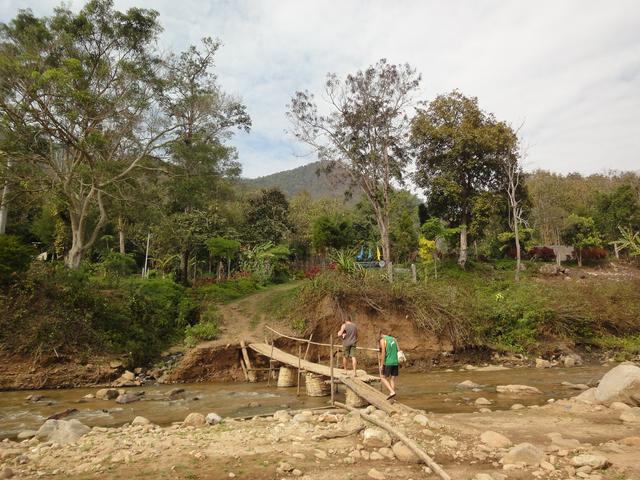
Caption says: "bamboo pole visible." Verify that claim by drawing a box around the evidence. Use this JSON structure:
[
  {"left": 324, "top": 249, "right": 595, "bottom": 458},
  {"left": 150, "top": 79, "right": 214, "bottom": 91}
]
[
  {"left": 296, "top": 344, "right": 302, "bottom": 396},
  {"left": 240, "top": 340, "right": 256, "bottom": 382},
  {"left": 376, "top": 337, "right": 382, "bottom": 391},
  {"left": 239, "top": 357, "right": 249, "bottom": 382},
  {"left": 267, "top": 339, "right": 275, "bottom": 387},
  {"left": 330, "top": 334, "right": 335, "bottom": 405},
  {"left": 334, "top": 401, "right": 450, "bottom": 480},
  {"left": 264, "top": 325, "right": 378, "bottom": 351},
  {"left": 303, "top": 333, "right": 313, "bottom": 361}
]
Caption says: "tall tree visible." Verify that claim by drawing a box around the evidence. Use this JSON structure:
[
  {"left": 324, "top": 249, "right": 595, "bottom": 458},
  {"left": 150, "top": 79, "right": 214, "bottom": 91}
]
[
  {"left": 288, "top": 59, "right": 420, "bottom": 281},
  {"left": 561, "top": 214, "right": 601, "bottom": 267},
  {"left": 244, "top": 188, "right": 292, "bottom": 245},
  {"left": 504, "top": 152, "right": 524, "bottom": 281},
  {"left": 412, "top": 90, "right": 518, "bottom": 268},
  {"left": 160, "top": 37, "right": 250, "bottom": 283},
  {"left": 0, "top": 1, "right": 175, "bottom": 268}
]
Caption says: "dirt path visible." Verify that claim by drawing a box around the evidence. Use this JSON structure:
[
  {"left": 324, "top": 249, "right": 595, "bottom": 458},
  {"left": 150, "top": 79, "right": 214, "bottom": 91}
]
[{"left": 203, "top": 281, "right": 302, "bottom": 349}]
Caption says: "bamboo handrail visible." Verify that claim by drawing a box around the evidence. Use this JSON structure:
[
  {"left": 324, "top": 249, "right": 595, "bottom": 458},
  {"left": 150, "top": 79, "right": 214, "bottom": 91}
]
[{"left": 265, "top": 325, "right": 380, "bottom": 352}]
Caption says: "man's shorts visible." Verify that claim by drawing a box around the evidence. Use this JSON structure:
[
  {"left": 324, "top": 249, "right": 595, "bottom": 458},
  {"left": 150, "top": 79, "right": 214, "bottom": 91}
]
[
  {"left": 343, "top": 344, "right": 357, "bottom": 358},
  {"left": 383, "top": 364, "right": 399, "bottom": 377}
]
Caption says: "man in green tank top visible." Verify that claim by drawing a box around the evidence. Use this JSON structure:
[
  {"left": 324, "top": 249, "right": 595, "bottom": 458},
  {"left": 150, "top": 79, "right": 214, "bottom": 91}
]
[{"left": 378, "top": 329, "right": 399, "bottom": 399}]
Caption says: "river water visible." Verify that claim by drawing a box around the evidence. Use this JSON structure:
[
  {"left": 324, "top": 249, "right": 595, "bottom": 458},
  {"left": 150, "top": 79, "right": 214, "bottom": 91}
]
[{"left": 0, "top": 364, "right": 608, "bottom": 440}]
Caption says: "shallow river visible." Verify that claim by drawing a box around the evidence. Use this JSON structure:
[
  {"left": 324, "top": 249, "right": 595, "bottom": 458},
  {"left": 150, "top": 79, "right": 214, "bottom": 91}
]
[{"left": 0, "top": 364, "right": 608, "bottom": 440}]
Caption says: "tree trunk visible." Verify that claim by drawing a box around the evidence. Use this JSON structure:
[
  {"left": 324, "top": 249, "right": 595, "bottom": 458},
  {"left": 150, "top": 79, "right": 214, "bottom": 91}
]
[
  {"left": 117, "top": 216, "right": 126, "bottom": 254},
  {"left": 514, "top": 211, "right": 521, "bottom": 282},
  {"left": 577, "top": 249, "right": 582, "bottom": 267},
  {"left": 227, "top": 257, "right": 231, "bottom": 279},
  {"left": 180, "top": 250, "right": 190, "bottom": 285},
  {"left": 458, "top": 223, "right": 468, "bottom": 268},
  {"left": 380, "top": 222, "right": 393, "bottom": 282},
  {"left": 0, "top": 159, "right": 11, "bottom": 235},
  {"left": 64, "top": 188, "right": 107, "bottom": 269}
]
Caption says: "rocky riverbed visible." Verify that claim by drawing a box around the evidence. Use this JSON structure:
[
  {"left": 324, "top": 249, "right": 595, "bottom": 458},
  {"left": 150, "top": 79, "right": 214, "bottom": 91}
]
[{"left": 1, "top": 365, "right": 639, "bottom": 480}]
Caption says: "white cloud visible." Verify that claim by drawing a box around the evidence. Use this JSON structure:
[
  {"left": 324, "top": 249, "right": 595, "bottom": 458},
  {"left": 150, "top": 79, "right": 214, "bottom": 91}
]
[{"left": 2, "top": 0, "right": 639, "bottom": 177}]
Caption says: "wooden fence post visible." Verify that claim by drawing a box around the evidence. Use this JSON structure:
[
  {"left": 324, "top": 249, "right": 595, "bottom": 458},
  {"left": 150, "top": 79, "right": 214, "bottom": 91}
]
[
  {"left": 296, "top": 344, "right": 302, "bottom": 396},
  {"left": 330, "top": 334, "right": 335, "bottom": 405}
]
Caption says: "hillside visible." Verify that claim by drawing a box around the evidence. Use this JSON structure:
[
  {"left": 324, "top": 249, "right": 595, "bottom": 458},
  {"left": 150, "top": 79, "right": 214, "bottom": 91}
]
[{"left": 244, "top": 160, "right": 355, "bottom": 199}]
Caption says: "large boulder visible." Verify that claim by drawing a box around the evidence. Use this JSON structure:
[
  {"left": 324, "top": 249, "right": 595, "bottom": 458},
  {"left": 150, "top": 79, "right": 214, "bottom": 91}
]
[
  {"left": 362, "top": 427, "right": 391, "bottom": 448},
  {"left": 594, "top": 364, "right": 640, "bottom": 406},
  {"left": 480, "top": 431, "right": 512, "bottom": 449},
  {"left": 457, "top": 380, "right": 481, "bottom": 390},
  {"left": 496, "top": 385, "right": 542, "bottom": 395},
  {"left": 35, "top": 419, "right": 90, "bottom": 445},
  {"left": 501, "top": 442, "right": 544, "bottom": 466},
  {"left": 535, "top": 358, "right": 552, "bottom": 369}
]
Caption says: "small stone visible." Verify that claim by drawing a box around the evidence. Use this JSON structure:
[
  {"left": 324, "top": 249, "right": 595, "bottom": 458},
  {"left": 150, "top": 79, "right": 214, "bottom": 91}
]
[
  {"left": 510, "top": 403, "right": 525, "bottom": 410},
  {"left": 131, "top": 416, "right": 150, "bottom": 426},
  {"left": 540, "top": 461, "right": 555, "bottom": 471},
  {"left": 610, "top": 401, "right": 631, "bottom": 411},
  {"left": 378, "top": 447, "right": 394, "bottom": 459},
  {"left": 392, "top": 442, "right": 420, "bottom": 463},
  {"left": 367, "top": 468, "right": 386, "bottom": 479},
  {"left": 277, "top": 462, "right": 293, "bottom": 473},
  {"left": 413, "top": 414, "right": 428, "bottom": 426},
  {"left": 205, "top": 412, "right": 222, "bottom": 425},
  {"left": 480, "top": 431, "right": 512, "bottom": 449},
  {"left": 228, "top": 473, "right": 235, "bottom": 478},
  {"left": 293, "top": 412, "right": 314, "bottom": 423},
  {"left": 501, "top": 442, "right": 544, "bottom": 465},
  {"left": 314, "top": 449, "right": 327, "bottom": 459},
  {"left": 621, "top": 436, "right": 640, "bottom": 446},
  {"left": 571, "top": 454, "right": 609, "bottom": 469},
  {"left": 182, "top": 412, "right": 206, "bottom": 428},
  {"left": 497, "top": 385, "right": 542, "bottom": 395},
  {"left": 369, "top": 451, "right": 384, "bottom": 460},
  {"left": 475, "top": 397, "right": 492, "bottom": 406},
  {"left": 457, "top": 380, "right": 481, "bottom": 390},
  {"left": 620, "top": 407, "right": 640, "bottom": 424},
  {"left": 96, "top": 389, "right": 119, "bottom": 400},
  {"left": 440, "top": 436, "right": 458, "bottom": 448},
  {"left": 115, "top": 393, "right": 139, "bottom": 404},
  {"left": 273, "top": 410, "right": 291, "bottom": 422},
  {"left": 362, "top": 428, "right": 391, "bottom": 448},
  {"left": 473, "top": 474, "right": 493, "bottom": 480},
  {"left": 536, "top": 358, "right": 552, "bottom": 368},
  {"left": 292, "top": 469, "right": 303, "bottom": 477},
  {"left": 0, "top": 467, "right": 14, "bottom": 479}
]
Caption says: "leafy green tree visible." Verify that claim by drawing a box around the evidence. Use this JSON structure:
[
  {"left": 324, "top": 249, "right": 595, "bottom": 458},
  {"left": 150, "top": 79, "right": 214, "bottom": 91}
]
[
  {"left": 561, "top": 214, "right": 602, "bottom": 266},
  {"left": 244, "top": 188, "right": 292, "bottom": 245},
  {"left": 312, "top": 213, "right": 355, "bottom": 253},
  {"left": 412, "top": 90, "right": 518, "bottom": 268},
  {"left": 0, "top": 1, "right": 173, "bottom": 268},
  {"left": 595, "top": 184, "right": 640, "bottom": 242},
  {"left": 289, "top": 59, "right": 421, "bottom": 281},
  {"left": 0, "top": 234, "right": 34, "bottom": 285},
  {"left": 161, "top": 38, "right": 250, "bottom": 283},
  {"left": 206, "top": 237, "right": 240, "bottom": 279}
]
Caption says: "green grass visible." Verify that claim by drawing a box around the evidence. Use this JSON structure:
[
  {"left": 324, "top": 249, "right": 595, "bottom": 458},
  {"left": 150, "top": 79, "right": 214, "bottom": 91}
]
[{"left": 196, "top": 277, "right": 262, "bottom": 303}]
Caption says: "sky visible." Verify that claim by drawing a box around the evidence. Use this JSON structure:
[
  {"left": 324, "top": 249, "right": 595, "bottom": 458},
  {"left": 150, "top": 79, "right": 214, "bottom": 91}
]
[{"left": 1, "top": 0, "right": 639, "bottom": 179}]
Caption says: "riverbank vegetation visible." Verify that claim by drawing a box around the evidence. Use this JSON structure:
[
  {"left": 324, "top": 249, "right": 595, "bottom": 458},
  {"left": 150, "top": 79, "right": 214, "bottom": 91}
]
[{"left": 1, "top": 1, "right": 639, "bottom": 371}]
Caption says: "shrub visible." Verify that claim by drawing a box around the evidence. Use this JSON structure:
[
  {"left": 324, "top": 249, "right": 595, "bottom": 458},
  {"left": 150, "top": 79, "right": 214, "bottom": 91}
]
[
  {"left": 184, "top": 308, "right": 220, "bottom": 347},
  {"left": 305, "top": 265, "right": 322, "bottom": 279},
  {"left": 528, "top": 246, "right": 555, "bottom": 262},
  {"left": 96, "top": 251, "right": 137, "bottom": 279},
  {"left": 196, "top": 277, "right": 260, "bottom": 303},
  {"left": 0, "top": 235, "right": 35, "bottom": 286},
  {"left": 581, "top": 247, "right": 608, "bottom": 261}
]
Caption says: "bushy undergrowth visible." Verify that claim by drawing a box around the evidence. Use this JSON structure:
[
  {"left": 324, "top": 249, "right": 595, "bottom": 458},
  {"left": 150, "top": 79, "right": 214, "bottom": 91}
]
[
  {"left": 291, "top": 263, "right": 640, "bottom": 354},
  {"left": 196, "top": 277, "right": 261, "bottom": 303},
  {"left": 184, "top": 307, "right": 220, "bottom": 347},
  {"left": 0, "top": 263, "right": 197, "bottom": 366}
]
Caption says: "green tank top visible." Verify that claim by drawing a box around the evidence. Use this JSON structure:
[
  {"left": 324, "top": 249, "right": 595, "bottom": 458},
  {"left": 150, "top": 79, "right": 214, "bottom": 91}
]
[{"left": 383, "top": 335, "right": 398, "bottom": 366}]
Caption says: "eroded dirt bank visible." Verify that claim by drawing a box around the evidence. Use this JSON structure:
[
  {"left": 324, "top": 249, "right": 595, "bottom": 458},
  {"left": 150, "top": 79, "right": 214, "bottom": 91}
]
[{"left": 1, "top": 395, "right": 638, "bottom": 480}]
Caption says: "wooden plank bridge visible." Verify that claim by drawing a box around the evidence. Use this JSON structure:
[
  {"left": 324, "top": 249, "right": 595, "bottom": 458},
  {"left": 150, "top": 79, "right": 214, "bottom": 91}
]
[{"left": 248, "top": 342, "right": 413, "bottom": 415}]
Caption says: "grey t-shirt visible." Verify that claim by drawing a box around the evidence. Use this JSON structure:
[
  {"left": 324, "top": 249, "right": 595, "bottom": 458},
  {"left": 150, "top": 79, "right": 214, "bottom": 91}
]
[{"left": 342, "top": 322, "right": 357, "bottom": 347}]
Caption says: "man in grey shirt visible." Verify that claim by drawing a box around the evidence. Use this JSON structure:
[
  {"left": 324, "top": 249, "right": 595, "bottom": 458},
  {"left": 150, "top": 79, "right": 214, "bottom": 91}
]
[{"left": 337, "top": 316, "right": 357, "bottom": 376}]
